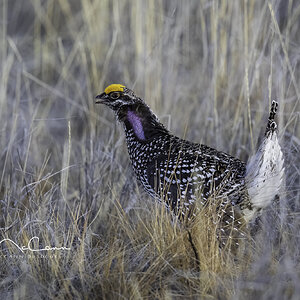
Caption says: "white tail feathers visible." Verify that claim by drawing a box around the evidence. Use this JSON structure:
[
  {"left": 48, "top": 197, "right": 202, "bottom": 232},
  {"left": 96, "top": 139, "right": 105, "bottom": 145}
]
[{"left": 244, "top": 101, "right": 285, "bottom": 222}]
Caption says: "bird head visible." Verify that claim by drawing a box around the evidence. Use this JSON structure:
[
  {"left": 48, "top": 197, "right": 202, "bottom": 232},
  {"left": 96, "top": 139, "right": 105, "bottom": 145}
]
[
  {"left": 95, "top": 84, "right": 141, "bottom": 112},
  {"left": 95, "top": 84, "right": 168, "bottom": 139}
]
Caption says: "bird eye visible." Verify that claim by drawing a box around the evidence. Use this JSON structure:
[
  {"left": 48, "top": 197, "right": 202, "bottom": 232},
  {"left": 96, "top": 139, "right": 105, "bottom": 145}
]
[{"left": 110, "top": 92, "right": 121, "bottom": 100}]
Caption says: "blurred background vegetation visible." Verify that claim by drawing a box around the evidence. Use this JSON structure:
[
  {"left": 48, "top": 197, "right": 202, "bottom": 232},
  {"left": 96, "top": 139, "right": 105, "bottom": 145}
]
[{"left": 0, "top": 0, "right": 299, "bottom": 299}]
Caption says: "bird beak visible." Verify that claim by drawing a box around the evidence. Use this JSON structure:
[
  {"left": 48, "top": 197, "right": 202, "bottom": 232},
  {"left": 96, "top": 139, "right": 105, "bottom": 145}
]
[{"left": 95, "top": 93, "right": 108, "bottom": 104}]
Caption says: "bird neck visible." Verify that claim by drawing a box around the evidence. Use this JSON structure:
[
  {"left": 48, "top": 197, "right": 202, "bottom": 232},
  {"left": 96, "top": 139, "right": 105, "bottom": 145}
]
[{"left": 119, "top": 104, "right": 169, "bottom": 142}]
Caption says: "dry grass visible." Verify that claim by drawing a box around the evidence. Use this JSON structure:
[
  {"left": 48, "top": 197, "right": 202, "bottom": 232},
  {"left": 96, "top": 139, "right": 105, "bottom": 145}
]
[{"left": 0, "top": 0, "right": 299, "bottom": 299}]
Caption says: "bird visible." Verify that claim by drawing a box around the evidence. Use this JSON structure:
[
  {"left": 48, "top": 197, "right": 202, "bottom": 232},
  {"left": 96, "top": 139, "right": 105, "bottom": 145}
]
[{"left": 95, "top": 84, "right": 284, "bottom": 225}]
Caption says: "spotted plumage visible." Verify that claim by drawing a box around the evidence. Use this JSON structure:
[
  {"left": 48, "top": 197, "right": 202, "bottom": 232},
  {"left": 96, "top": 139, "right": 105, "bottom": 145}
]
[{"left": 96, "top": 85, "right": 284, "bottom": 224}]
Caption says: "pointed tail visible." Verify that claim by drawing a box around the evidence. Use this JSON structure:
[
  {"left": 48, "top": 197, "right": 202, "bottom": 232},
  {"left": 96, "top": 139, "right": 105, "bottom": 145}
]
[{"left": 243, "top": 101, "right": 285, "bottom": 221}]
